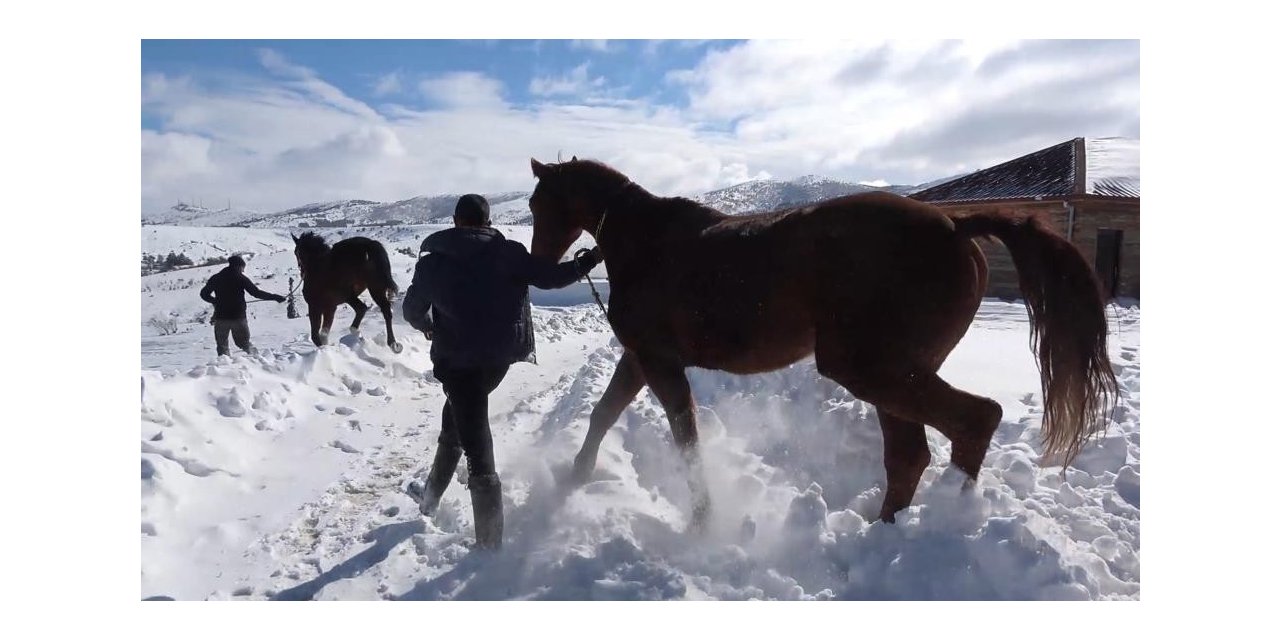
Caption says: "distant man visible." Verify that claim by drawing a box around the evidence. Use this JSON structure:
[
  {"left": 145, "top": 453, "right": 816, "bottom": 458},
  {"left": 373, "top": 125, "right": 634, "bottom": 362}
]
[
  {"left": 199, "top": 255, "right": 286, "bottom": 356},
  {"left": 402, "top": 193, "right": 602, "bottom": 550}
]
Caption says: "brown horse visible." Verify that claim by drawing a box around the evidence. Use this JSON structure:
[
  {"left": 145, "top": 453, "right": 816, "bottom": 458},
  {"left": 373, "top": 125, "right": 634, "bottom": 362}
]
[
  {"left": 292, "top": 231, "right": 403, "bottom": 353},
  {"left": 528, "top": 158, "right": 1117, "bottom": 529}
]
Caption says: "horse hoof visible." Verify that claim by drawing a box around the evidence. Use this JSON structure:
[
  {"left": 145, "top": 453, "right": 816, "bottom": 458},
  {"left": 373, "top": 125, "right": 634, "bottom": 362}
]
[
  {"left": 348, "top": 326, "right": 360, "bottom": 335},
  {"left": 389, "top": 341, "right": 403, "bottom": 354},
  {"left": 568, "top": 454, "right": 596, "bottom": 486}
]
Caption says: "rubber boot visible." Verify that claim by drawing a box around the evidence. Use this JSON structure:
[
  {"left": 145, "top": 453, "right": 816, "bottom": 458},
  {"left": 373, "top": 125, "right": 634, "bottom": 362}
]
[
  {"left": 468, "top": 474, "right": 504, "bottom": 550},
  {"left": 411, "top": 446, "right": 462, "bottom": 517}
]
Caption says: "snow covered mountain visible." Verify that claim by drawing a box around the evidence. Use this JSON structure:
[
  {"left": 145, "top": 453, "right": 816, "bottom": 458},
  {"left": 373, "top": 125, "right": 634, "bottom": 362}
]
[
  {"left": 142, "top": 177, "right": 932, "bottom": 228},
  {"left": 225, "top": 193, "right": 534, "bottom": 229},
  {"left": 143, "top": 203, "right": 266, "bottom": 227},
  {"left": 694, "top": 175, "right": 918, "bottom": 215}
]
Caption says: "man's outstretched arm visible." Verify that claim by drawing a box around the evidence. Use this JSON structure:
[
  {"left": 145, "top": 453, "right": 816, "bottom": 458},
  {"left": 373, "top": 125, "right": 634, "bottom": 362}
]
[
  {"left": 240, "top": 274, "right": 285, "bottom": 302},
  {"left": 520, "top": 246, "right": 602, "bottom": 290}
]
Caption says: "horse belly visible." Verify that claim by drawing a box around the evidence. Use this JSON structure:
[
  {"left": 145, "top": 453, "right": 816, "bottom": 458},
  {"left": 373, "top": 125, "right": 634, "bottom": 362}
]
[{"left": 678, "top": 279, "right": 816, "bottom": 374}]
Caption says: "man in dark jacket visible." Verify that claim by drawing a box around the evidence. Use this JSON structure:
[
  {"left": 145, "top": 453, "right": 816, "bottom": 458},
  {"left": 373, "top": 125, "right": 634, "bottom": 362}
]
[
  {"left": 402, "top": 193, "right": 602, "bottom": 550},
  {"left": 199, "top": 255, "right": 286, "bottom": 356}
]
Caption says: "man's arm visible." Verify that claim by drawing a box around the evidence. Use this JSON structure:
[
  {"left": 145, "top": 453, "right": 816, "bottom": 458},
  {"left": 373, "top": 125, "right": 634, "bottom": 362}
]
[
  {"left": 199, "top": 277, "right": 216, "bottom": 304},
  {"left": 401, "top": 258, "right": 434, "bottom": 335},
  {"left": 240, "top": 274, "right": 285, "bottom": 302},
  {"left": 517, "top": 245, "right": 602, "bottom": 290}
]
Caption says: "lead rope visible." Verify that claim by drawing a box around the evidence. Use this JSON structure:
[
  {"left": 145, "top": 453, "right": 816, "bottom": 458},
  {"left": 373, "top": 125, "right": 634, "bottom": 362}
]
[{"left": 574, "top": 207, "right": 610, "bottom": 317}]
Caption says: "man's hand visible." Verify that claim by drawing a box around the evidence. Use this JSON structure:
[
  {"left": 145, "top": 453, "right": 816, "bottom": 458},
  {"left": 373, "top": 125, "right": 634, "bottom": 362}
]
[
  {"left": 273, "top": 294, "right": 287, "bottom": 303},
  {"left": 422, "top": 328, "right": 434, "bottom": 341},
  {"left": 574, "top": 246, "right": 604, "bottom": 274}
]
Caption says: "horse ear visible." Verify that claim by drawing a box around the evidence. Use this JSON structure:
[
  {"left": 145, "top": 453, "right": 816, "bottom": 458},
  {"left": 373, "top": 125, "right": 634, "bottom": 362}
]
[
  {"left": 291, "top": 233, "right": 298, "bottom": 243},
  {"left": 571, "top": 155, "right": 578, "bottom": 162},
  {"left": 531, "top": 158, "right": 550, "bottom": 180}
]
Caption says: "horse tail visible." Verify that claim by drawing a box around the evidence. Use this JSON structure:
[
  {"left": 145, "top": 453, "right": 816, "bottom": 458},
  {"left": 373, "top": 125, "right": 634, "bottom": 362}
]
[
  {"left": 951, "top": 210, "right": 1118, "bottom": 466},
  {"left": 368, "top": 240, "right": 399, "bottom": 297}
]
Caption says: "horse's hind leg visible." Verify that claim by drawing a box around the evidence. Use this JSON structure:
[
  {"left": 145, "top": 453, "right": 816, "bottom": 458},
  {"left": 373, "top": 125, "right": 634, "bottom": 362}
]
[
  {"left": 370, "top": 288, "right": 401, "bottom": 353},
  {"left": 818, "top": 354, "right": 999, "bottom": 521},
  {"left": 874, "top": 409, "right": 931, "bottom": 523},
  {"left": 571, "top": 350, "right": 645, "bottom": 484},
  {"left": 831, "top": 365, "right": 1001, "bottom": 478},
  {"left": 345, "top": 295, "right": 369, "bottom": 334},
  {"left": 635, "top": 353, "right": 711, "bottom": 533}
]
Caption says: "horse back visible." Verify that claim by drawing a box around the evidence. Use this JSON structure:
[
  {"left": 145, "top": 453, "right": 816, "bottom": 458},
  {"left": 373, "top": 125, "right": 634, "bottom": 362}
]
[{"left": 608, "top": 191, "right": 971, "bottom": 372}]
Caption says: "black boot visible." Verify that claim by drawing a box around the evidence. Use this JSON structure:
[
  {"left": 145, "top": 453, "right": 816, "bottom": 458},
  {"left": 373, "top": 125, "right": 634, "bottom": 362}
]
[
  {"left": 410, "top": 445, "right": 462, "bottom": 516},
  {"left": 468, "top": 474, "right": 504, "bottom": 550}
]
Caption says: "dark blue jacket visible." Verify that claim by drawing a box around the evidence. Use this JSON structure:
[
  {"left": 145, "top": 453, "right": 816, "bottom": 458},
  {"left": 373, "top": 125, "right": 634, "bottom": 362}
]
[
  {"left": 199, "top": 267, "right": 282, "bottom": 320},
  {"left": 402, "top": 227, "right": 594, "bottom": 368}
]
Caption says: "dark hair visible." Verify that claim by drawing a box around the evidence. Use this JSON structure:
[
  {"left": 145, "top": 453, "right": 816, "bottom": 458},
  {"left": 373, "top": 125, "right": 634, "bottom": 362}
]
[
  {"left": 228, "top": 255, "right": 246, "bottom": 268},
  {"left": 454, "top": 194, "right": 490, "bottom": 226}
]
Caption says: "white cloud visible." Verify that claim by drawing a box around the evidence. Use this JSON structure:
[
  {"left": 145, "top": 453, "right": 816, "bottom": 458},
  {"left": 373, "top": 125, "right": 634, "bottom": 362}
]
[
  {"left": 255, "top": 48, "right": 381, "bottom": 120},
  {"left": 373, "top": 71, "right": 403, "bottom": 97},
  {"left": 529, "top": 64, "right": 607, "bottom": 97},
  {"left": 419, "top": 72, "right": 507, "bottom": 109},
  {"left": 141, "top": 40, "right": 1138, "bottom": 214}
]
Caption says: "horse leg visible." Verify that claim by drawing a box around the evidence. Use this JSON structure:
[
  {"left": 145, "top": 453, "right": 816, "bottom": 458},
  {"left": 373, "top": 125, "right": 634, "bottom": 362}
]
[
  {"left": 308, "top": 309, "right": 324, "bottom": 347},
  {"left": 874, "top": 409, "right": 931, "bottom": 523},
  {"left": 345, "top": 295, "right": 369, "bottom": 335},
  {"left": 320, "top": 307, "right": 335, "bottom": 345},
  {"left": 817, "top": 356, "right": 999, "bottom": 521},
  {"left": 571, "top": 350, "right": 645, "bottom": 484},
  {"left": 635, "top": 354, "right": 711, "bottom": 533},
  {"left": 855, "top": 370, "right": 998, "bottom": 479},
  {"left": 369, "top": 288, "right": 401, "bottom": 353}
]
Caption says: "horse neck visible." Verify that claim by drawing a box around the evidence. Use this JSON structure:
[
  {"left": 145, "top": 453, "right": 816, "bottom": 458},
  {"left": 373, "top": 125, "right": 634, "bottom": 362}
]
[
  {"left": 590, "top": 188, "right": 724, "bottom": 260},
  {"left": 299, "top": 250, "right": 331, "bottom": 281}
]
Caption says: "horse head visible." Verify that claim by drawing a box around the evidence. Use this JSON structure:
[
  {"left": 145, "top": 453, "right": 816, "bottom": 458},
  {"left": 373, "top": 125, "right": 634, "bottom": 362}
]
[
  {"left": 530, "top": 157, "right": 631, "bottom": 261},
  {"left": 292, "top": 231, "right": 329, "bottom": 277}
]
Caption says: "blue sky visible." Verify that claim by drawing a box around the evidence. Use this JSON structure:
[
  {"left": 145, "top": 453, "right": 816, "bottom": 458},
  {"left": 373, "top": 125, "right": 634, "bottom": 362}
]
[
  {"left": 141, "top": 39, "right": 1139, "bottom": 213},
  {"left": 142, "top": 40, "right": 736, "bottom": 128}
]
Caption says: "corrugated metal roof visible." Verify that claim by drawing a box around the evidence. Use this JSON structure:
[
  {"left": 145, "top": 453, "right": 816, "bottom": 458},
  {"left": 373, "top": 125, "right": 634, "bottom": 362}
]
[
  {"left": 912, "top": 137, "right": 1139, "bottom": 203},
  {"left": 1084, "top": 137, "right": 1140, "bottom": 198}
]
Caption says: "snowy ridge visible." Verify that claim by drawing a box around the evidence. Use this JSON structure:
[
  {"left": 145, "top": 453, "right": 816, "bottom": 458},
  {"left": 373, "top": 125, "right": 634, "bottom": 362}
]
[
  {"left": 142, "top": 285, "right": 1140, "bottom": 599},
  {"left": 142, "top": 175, "right": 938, "bottom": 227},
  {"left": 694, "top": 176, "right": 918, "bottom": 215}
]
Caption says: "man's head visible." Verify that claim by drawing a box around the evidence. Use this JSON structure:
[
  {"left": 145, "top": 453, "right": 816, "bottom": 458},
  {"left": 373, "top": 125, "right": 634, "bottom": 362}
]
[
  {"left": 228, "top": 254, "right": 246, "bottom": 272},
  {"left": 454, "top": 194, "right": 491, "bottom": 228}
]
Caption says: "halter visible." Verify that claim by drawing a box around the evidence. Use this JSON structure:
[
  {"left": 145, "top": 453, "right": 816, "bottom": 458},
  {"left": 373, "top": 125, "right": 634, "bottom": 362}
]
[{"left": 573, "top": 178, "right": 633, "bottom": 317}]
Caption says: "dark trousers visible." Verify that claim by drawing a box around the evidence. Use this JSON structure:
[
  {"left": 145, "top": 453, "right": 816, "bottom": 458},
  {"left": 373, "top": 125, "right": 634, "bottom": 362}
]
[
  {"left": 430, "top": 363, "right": 511, "bottom": 485},
  {"left": 213, "top": 318, "right": 253, "bottom": 356}
]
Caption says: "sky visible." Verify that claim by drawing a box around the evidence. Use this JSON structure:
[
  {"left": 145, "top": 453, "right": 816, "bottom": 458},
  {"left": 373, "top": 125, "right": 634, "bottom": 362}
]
[{"left": 141, "top": 39, "right": 1139, "bottom": 214}]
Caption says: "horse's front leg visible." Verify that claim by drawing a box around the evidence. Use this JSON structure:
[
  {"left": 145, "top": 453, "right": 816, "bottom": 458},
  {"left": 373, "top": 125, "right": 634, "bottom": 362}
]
[
  {"left": 308, "top": 309, "right": 325, "bottom": 347},
  {"left": 320, "top": 307, "right": 335, "bottom": 345},
  {"left": 571, "top": 350, "right": 645, "bottom": 483},
  {"left": 636, "top": 353, "right": 711, "bottom": 533}
]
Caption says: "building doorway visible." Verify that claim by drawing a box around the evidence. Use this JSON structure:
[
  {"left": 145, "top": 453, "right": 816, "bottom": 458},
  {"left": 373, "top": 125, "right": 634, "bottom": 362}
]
[{"left": 1095, "top": 228, "right": 1123, "bottom": 298}]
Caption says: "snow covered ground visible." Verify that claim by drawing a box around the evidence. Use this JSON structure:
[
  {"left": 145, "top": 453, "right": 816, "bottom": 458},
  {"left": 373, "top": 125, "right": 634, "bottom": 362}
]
[{"left": 141, "top": 225, "right": 1140, "bottom": 601}]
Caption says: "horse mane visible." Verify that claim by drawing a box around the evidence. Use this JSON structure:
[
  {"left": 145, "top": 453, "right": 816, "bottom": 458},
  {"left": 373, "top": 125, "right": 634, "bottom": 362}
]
[{"left": 561, "top": 159, "right": 727, "bottom": 222}]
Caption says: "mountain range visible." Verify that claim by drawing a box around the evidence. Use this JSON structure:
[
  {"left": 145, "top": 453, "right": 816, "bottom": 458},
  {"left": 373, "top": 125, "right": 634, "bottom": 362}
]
[{"left": 142, "top": 174, "right": 957, "bottom": 228}]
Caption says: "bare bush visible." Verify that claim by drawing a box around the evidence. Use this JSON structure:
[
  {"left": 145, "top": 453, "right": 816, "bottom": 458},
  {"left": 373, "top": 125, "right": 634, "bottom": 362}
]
[{"left": 148, "top": 315, "right": 180, "bottom": 336}]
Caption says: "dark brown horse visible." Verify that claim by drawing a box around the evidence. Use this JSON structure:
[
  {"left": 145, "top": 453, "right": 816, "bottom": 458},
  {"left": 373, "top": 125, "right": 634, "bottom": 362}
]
[
  {"left": 292, "top": 231, "right": 402, "bottom": 353},
  {"left": 528, "top": 158, "right": 1117, "bottom": 529}
]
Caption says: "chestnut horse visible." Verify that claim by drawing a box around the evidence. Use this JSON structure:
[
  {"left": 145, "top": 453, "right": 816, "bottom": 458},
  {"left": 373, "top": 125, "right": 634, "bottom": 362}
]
[
  {"left": 292, "top": 231, "right": 402, "bottom": 353},
  {"left": 528, "top": 158, "right": 1117, "bottom": 529}
]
